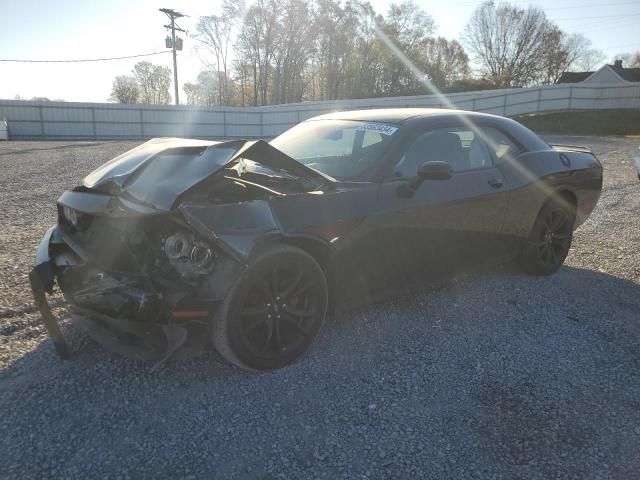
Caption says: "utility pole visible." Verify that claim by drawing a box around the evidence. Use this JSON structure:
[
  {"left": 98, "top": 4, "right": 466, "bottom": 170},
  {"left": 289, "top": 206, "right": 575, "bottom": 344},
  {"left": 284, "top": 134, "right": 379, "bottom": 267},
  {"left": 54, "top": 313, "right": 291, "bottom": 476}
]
[{"left": 160, "top": 8, "right": 185, "bottom": 106}]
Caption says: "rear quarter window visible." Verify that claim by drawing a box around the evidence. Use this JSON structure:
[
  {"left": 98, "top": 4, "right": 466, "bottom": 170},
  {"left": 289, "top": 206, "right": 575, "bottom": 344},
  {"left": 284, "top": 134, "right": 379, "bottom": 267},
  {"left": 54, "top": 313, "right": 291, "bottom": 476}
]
[{"left": 483, "top": 127, "right": 522, "bottom": 161}]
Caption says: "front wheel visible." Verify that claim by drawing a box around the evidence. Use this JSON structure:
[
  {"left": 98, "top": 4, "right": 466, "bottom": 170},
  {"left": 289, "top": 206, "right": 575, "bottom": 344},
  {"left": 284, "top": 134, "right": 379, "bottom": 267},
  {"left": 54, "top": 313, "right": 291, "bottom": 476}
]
[
  {"left": 212, "top": 244, "right": 328, "bottom": 371},
  {"left": 518, "top": 199, "right": 576, "bottom": 276}
]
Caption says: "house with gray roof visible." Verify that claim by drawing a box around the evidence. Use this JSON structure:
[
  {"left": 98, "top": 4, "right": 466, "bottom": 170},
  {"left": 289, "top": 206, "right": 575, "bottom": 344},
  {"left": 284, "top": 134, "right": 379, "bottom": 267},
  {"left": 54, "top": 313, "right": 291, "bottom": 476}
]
[{"left": 557, "top": 60, "right": 640, "bottom": 85}]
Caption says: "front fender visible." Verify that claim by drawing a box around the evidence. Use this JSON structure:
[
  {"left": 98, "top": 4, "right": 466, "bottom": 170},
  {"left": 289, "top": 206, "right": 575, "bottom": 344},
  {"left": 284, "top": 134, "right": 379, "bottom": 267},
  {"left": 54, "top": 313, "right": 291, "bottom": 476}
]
[{"left": 179, "top": 200, "right": 281, "bottom": 264}]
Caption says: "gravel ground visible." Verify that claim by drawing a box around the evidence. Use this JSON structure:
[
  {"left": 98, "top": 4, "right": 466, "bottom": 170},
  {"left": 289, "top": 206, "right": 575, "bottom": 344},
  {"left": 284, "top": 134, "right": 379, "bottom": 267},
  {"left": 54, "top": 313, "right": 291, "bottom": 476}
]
[{"left": 0, "top": 137, "right": 639, "bottom": 479}]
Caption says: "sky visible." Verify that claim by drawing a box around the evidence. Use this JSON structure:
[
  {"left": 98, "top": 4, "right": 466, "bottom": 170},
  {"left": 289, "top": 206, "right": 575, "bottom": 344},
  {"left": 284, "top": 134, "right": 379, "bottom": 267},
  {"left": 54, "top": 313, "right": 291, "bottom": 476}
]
[{"left": 0, "top": 0, "right": 638, "bottom": 102}]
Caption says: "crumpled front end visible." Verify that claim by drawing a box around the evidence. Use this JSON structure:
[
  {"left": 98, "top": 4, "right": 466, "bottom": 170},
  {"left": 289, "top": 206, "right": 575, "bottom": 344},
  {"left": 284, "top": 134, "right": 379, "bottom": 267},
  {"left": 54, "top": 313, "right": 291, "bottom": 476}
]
[
  {"left": 29, "top": 195, "right": 249, "bottom": 363},
  {"left": 29, "top": 137, "right": 329, "bottom": 362}
]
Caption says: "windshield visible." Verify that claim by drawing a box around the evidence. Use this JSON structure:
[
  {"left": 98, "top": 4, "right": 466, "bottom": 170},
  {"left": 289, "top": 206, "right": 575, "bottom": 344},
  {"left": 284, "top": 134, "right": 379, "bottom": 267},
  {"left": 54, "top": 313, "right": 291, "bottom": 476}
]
[{"left": 270, "top": 120, "right": 399, "bottom": 180}]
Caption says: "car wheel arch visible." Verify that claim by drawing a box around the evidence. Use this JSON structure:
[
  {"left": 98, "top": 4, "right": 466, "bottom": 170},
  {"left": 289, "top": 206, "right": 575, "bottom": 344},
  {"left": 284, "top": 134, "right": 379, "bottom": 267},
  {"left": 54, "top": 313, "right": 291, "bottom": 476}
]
[
  {"left": 247, "top": 234, "right": 338, "bottom": 312},
  {"left": 281, "top": 236, "right": 339, "bottom": 313},
  {"left": 548, "top": 188, "right": 578, "bottom": 224},
  {"left": 529, "top": 188, "right": 578, "bottom": 235},
  {"left": 520, "top": 187, "right": 578, "bottom": 241}
]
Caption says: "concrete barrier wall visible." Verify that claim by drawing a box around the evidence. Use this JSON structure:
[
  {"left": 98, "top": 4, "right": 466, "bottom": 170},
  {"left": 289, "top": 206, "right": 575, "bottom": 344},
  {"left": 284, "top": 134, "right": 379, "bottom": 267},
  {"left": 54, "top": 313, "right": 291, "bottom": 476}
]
[{"left": 1, "top": 83, "right": 639, "bottom": 140}]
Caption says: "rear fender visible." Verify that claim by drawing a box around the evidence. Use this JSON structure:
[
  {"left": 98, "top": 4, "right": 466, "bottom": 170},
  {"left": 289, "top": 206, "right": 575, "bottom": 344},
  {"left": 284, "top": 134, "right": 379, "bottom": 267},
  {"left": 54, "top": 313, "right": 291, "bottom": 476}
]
[{"left": 499, "top": 149, "right": 602, "bottom": 238}]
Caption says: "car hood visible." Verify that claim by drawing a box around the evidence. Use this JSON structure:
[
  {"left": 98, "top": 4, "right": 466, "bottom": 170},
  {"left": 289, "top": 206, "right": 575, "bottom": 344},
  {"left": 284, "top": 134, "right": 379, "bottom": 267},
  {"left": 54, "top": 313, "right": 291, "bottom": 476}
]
[{"left": 82, "top": 137, "right": 332, "bottom": 211}]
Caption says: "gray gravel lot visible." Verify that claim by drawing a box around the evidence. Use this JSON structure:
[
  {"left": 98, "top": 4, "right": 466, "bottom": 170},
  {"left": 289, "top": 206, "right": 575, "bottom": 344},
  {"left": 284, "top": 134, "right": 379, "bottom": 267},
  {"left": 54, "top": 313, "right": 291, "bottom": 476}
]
[{"left": 0, "top": 137, "right": 639, "bottom": 479}]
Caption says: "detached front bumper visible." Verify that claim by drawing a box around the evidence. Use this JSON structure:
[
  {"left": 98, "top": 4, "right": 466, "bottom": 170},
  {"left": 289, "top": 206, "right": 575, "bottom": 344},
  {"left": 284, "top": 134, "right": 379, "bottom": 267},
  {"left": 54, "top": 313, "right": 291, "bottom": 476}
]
[
  {"left": 29, "top": 226, "right": 70, "bottom": 358},
  {"left": 29, "top": 225, "right": 211, "bottom": 362}
]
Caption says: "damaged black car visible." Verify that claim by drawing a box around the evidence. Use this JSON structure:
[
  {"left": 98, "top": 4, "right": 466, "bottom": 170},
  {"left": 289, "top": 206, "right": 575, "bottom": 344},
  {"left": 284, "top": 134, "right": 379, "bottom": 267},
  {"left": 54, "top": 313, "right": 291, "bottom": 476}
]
[{"left": 30, "top": 109, "right": 603, "bottom": 371}]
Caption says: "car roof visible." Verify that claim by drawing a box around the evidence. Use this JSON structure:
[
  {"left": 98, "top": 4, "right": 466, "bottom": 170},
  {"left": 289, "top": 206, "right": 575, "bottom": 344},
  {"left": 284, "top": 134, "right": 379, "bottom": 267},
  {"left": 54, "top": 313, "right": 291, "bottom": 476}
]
[
  {"left": 303, "top": 107, "right": 550, "bottom": 153},
  {"left": 306, "top": 108, "right": 500, "bottom": 125}
]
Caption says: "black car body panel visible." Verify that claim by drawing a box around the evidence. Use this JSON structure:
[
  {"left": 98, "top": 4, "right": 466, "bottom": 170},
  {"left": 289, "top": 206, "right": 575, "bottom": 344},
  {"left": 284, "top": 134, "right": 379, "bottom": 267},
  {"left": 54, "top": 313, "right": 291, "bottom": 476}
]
[
  {"left": 30, "top": 108, "right": 603, "bottom": 362},
  {"left": 81, "top": 138, "right": 332, "bottom": 211}
]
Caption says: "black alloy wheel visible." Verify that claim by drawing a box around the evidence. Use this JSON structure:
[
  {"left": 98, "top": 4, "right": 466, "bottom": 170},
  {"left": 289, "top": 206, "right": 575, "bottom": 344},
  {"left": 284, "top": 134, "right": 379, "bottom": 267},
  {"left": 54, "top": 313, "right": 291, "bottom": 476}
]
[
  {"left": 519, "top": 198, "right": 576, "bottom": 276},
  {"left": 213, "top": 244, "right": 328, "bottom": 371},
  {"left": 240, "top": 265, "right": 321, "bottom": 358},
  {"left": 535, "top": 207, "right": 573, "bottom": 267}
]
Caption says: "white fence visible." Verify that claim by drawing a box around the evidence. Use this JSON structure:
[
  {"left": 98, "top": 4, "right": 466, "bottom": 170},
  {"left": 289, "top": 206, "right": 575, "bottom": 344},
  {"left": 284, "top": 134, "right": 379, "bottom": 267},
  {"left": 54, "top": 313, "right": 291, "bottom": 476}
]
[{"left": 1, "top": 83, "right": 639, "bottom": 140}]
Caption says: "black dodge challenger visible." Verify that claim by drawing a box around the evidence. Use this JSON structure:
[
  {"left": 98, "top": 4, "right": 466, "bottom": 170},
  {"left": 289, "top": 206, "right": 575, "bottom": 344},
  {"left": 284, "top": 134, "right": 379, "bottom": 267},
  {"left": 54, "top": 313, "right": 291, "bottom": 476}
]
[{"left": 30, "top": 109, "right": 603, "bottom": 370}]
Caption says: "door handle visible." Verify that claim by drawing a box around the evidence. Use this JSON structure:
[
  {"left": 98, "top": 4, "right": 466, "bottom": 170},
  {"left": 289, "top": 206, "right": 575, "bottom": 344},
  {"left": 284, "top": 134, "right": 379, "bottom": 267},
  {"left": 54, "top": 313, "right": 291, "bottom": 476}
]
[{"left": 488, "top": 177, "right": 504, "bottom": 188}]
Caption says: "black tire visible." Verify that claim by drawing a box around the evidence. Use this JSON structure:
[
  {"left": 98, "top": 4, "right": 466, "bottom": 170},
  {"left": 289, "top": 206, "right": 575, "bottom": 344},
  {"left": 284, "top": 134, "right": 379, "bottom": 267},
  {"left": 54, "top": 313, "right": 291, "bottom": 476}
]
[
  {"left": 212, "top": 244, "right": 328, "bottom": 371},
  {"left": 518, "top": 198, "right": 576, "bottom": 276}
]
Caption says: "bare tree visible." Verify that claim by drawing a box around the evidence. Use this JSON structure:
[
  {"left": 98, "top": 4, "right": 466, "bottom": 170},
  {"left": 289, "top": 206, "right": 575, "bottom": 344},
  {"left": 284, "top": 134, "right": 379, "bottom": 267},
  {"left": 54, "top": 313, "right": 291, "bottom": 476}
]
[
  {"left": 195, "top": 1, "right": 241, "bottom": 105},
  {"left": 531, "top": 33, "right": 605, "bottom": 84},
  {"left": 463, "top": 2, "right": 564, "bottom": 87},
  {"left": 133, "top": 61, "right": 172, "bottom": 105},
  {"left": 344, "top": 1, "right": 382, "bottom": 99},
  {"left": 565, "top": 34, "right": 605, "bottom": 71},
  {"left": 235, "top": 0, "right": 280, "bottom": 105},
  {"left": 422, "top": 37, "right": 470, "bottom": 89},
  {"left": 378, "top": 1, "right": 435, "bottom": 95},
  {"left": 109, "top": 75, "right": 139, "bottom": 103},
  {"left": 612, "top": 52, "right": 640, "bottom": 68},
  {"left": 161, "top": 0, "right": 618, "bottom": 105},
  {"left": 536, "top": 28, "right": 570, "bottom": 84},
  {"left": 183, "top": 71, "right": 217, "bottom": 106},
  {"left": 184, "top": 70, "right": 240, "bottom": 106},
  {"left": 537, "top": 32, "right": 606, "bottom": 83},
  {"left": 311, "top": 0, "right": 360, "bottom": 100},
  {"left": 271, "top": 0, "right": 315, "bottom": 104}
]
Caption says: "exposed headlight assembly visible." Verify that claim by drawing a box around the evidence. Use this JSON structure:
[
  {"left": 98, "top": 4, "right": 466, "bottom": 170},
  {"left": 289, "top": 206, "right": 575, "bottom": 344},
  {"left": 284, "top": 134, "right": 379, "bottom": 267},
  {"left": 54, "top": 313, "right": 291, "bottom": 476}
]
[
  {"left": 190, "top": 244, "right": 214, "bottom": 269},
  {"left": 163, "top": 230, "right": 215, "bottom": 276},
  {"left": 164, "top": 231, "right": 191, "bottom": 260}
]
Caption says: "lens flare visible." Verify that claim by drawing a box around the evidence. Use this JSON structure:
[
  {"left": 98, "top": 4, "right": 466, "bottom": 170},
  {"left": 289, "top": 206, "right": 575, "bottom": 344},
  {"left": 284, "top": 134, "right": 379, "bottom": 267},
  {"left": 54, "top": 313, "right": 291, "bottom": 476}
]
[{"left": 370, "top": 19, "right": 569, "bottom": 211}]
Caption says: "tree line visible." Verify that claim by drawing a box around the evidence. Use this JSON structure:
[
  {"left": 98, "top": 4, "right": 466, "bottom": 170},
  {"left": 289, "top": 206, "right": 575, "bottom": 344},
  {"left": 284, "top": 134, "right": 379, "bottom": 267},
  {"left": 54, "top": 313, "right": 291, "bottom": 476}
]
[{"left": 110, "top": 0, "right": 629, "bottom": 106}]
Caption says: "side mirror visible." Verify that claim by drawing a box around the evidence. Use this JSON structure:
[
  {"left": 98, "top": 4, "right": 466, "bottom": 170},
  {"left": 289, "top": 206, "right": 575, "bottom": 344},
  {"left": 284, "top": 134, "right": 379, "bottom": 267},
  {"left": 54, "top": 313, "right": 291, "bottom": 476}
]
[
  {"left": 396, "top": 161, "right": 452, "bottom": 198},
  {"left": 418, "top": 161, "right": 452, "bottom": 180}
]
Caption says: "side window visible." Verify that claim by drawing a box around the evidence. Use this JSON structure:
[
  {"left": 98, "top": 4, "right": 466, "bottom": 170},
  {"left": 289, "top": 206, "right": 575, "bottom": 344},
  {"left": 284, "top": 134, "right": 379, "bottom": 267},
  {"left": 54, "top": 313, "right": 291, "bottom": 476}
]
[
  {"left": 482, "top": 127, "right": 521, "bottom": 162},
  {"left": 394, "top": 127, "right": 492, "bottom": 177}
]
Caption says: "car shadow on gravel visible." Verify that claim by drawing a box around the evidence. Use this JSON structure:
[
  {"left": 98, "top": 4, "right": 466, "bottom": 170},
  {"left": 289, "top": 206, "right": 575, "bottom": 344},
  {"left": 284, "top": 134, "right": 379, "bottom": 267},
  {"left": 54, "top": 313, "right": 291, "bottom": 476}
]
[
  {"left": 4, "top": 264, "right": 639, "bottom": 379},
  {"left": 2, "top": 265, "right": 640, "bottom": 478}
]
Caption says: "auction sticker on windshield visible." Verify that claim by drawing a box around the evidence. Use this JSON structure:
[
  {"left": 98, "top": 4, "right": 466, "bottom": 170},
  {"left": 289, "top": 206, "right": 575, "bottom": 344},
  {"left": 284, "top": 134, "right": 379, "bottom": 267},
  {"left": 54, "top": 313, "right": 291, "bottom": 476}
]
[{"left": 356, "top": 123, "right": 398, "bottom": 136}]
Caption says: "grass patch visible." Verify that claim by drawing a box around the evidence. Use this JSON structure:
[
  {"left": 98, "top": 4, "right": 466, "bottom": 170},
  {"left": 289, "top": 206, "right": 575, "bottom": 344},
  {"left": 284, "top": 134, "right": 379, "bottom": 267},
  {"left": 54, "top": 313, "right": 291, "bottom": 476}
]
[{"left": 513, "top": 110, "right": 640, "bottom": 136}]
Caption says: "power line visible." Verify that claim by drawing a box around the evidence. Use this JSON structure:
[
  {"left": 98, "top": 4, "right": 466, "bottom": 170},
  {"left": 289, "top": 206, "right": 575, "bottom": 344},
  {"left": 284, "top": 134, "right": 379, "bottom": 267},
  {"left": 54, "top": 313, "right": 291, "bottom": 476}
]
[
  {"left": 576, "top": 18, "right": 640, "bottom": 35},
  {"left": 443, "top": 1, "right": 640, "bottom": 21},
  {"left": 0, "top": 50, "right": 170, "bottom": 63},
  {"left": 599, "top": 42, "right": 640, "bottom": 51},
  {"left": 543, "top": 1, "right": 640, "bottom": 10},
  {"left": 571, "top": 16, "right": 635, "bottom": 29},
  {"left": 551, "top": 12, "right": 640, "bottom": 21},
  {"left": 446, "top": 0, "right": 639, "bottom": 7},
  {"left": 569, "top": 14, "right": 640, "bottom": 33}
]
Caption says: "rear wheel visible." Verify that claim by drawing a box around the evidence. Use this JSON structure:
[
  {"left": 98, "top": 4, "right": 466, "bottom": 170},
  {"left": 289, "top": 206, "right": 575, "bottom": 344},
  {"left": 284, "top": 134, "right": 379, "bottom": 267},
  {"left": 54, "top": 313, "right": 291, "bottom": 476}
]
[
  {"left": 213, "top": 244, "right": 328, "bottom": 371},
  {"left": 518, "top": 199, "right": 575, "bottom": 276}
]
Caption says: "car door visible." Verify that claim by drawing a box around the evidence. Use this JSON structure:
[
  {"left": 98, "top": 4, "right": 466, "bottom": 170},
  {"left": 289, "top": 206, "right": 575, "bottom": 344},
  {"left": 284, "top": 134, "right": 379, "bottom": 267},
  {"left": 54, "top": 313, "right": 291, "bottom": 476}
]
[{"left": 374, "top": 124, "right": 511, "bottom": 287}]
